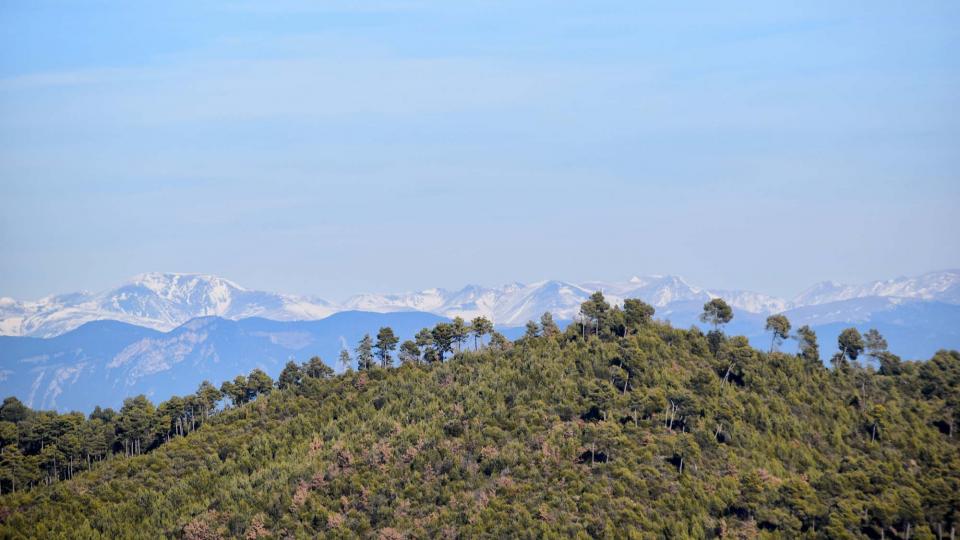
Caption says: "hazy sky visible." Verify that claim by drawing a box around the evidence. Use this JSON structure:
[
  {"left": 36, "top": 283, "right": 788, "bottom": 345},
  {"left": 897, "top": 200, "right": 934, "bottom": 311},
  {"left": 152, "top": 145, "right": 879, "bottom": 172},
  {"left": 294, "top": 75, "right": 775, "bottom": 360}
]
[{"left": 1, "top": 1, "right": 958, "bottom": 300}]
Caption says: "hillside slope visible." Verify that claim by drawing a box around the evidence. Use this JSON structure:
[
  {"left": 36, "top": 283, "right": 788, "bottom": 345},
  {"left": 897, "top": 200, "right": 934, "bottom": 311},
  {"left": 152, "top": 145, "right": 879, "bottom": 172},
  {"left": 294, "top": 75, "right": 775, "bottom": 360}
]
[{"left": 1, "top": 318, "right": 958, "bottom": 538}]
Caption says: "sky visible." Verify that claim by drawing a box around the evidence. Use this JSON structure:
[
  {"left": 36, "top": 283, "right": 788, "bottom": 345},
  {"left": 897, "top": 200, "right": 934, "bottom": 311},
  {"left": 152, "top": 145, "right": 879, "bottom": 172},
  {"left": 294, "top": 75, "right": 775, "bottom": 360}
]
[{"left": 1, "top": 1, "right": 958, "bottom": 301}]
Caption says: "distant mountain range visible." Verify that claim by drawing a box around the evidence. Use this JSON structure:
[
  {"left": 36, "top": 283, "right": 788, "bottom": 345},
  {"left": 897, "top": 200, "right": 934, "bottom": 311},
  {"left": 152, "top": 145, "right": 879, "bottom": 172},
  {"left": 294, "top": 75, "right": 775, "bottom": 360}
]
[
  {"left": 0, "top": 312, "right": 447, "bottom": 413},
  {"left": 1, "top": 270, "right": 958, "bottom": 412},
  {"left": 2, "top": 270, "right": 958, "bottom": 337},
  {"left": 0, "top": 273, "right": 337, "bottom": 338}
]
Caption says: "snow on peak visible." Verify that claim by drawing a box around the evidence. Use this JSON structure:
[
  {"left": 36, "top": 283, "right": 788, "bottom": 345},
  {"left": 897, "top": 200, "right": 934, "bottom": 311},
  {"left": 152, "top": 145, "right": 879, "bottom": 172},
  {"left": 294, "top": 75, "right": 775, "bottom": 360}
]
[
  {"left": 707, "top": 290, "right": 789, "bottom": 314},
  {"left": 3, "top": 270, "right": 958, "bottom": 338},
  {"left": 1, "top": 273, "right": 336, "bottom": 337},
  {"left": 127, "top": 272, "right": 247, "bottom": 294},
  {"left": 793, "top": 270, "right": 960, "bottom": 306}
]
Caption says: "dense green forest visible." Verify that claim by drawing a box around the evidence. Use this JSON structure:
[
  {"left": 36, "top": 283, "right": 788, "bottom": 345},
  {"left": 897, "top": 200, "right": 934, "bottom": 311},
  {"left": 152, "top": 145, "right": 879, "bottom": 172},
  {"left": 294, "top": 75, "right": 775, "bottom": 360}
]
[{"left": 1, "top": 294, "right": 958, "bottom": 539}]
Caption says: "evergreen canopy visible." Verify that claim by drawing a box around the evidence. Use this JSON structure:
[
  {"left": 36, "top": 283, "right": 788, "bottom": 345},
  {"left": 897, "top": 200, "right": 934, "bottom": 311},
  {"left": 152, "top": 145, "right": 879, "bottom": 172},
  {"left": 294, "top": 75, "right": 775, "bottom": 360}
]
[{"left": 0, "top": 298, "right": 958, "bottom": 539}]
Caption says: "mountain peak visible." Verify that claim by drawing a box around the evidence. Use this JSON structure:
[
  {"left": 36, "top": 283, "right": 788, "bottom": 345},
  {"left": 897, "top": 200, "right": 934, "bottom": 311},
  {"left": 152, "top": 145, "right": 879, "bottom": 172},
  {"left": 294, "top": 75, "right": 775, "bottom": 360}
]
[{"left": 126, "top": 272, "right": 247, "bottom": 293}]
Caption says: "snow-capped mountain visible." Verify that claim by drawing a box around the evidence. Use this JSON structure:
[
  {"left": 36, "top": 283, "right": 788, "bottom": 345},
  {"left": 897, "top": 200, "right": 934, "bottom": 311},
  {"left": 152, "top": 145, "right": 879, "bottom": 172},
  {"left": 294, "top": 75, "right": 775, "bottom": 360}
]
[
  {"left": 793, "top": 270, "right": 960, "bottom": 306},
  {"left": 2, "top": 270, "right": 958, "bottom": 338},
  {"left": 343, "top": 281, "right": 596, "bottom": 326},
  {"left": 581, "top": 275, "right": 708, "bottom": 306},
  {"left": 709, "top": 290, "right": 790, "bottom": 315},
  {"left": 341, "top": 288, "right": 450, "bottom": 314},
  {"left": 0, "top": 273, "right": 336, "bottom": 338},
  {"left": 341, "top": 276, "right": 785, "bottom": 326}
]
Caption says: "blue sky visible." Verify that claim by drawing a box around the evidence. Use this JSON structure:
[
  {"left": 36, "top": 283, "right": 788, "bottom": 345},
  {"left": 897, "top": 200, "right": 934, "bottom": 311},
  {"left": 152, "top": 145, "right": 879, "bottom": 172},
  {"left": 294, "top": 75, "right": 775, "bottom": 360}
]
[{"left": 1, "top": 1, "right": 958, "bottom": 300}]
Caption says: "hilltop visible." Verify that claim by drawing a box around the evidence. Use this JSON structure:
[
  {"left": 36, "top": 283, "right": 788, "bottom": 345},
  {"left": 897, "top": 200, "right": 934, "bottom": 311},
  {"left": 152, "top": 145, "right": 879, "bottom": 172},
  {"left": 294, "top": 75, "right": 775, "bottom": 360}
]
[{"left": 0, "top": 296, "right": 958, "bottom": 538}]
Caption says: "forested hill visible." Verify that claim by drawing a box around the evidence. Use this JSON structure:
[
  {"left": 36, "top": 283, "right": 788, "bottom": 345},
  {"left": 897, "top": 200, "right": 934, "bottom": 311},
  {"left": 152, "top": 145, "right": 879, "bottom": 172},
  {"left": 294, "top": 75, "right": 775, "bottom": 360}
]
[{"left": 1, "top": 295, "right": 958, "bottom": 539}]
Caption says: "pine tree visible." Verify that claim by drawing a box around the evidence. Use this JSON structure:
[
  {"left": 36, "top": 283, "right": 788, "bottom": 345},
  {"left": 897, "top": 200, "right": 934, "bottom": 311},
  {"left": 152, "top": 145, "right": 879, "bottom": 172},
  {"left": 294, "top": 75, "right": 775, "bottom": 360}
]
[
  {"left": 195, "top": 381, "right": 221, "bottom": 419},
  {"left": 700, "top": 298, "right": 733, "bottom": 332},
  {"left": 305, "top": 356, "right": 333, "bottom": 379},
  {"left": 451, "top": 317, "right": 468, "bottom": 352},
  {"left": 623, "top": 299, "right": 655, "bottom": 332},
  {"left": 338, "top": 349, "right": 352, "bottom": 371},
  {"left": 864, "top": 329, "right": 888, "bottom": 366},
  {"left": 398, "top": 340, "right": 420, "bottom": 365},
  {"left": 0, "top": 397, "right": 28, "bottom": 423},
  {"left": 795, "top": 325, "right": 820, "bottom": 365},
  {"left": 581, "top": 291, "right": 611, "bottom": 336},
  {"left": 540, "top": 312, "right": 560, "bottom": 338},
  {"left": 374, "top": 327, "right": 399, "bottom": 368},
  {"left": 834, "top": 327, "right": 865, "bottom": 368},
  {"left": 246, "top": 369, "right": 273, "bottom": 400},
  {"left": 431, "top": 324, "right": 454, "bottom": 362},
  {"left": 220, "top": 376, "right": 249, "bottom": 407},
  {"left": 524, "top": 320, "right": 541, "bottom": 339},
  {"left": 117, "top": 396, "right": 159, "bottom": 456},
  {"left": 355, "top": 335, "right": 374, "bottom": 371},
  {"left": 488, "top": 331, "right": 511, "bottom": 351},
  {"left": 764, "top": 314, "right": 791, "bottom": 352},
  {"left": 470, "top": 316, "right": 494, "bottom": 350},
  {"left": 415, "top": 328, "right": 435, "bottom": 362},
  {"left": 277, "top": 361, "right": 303, "bottom": 389}
]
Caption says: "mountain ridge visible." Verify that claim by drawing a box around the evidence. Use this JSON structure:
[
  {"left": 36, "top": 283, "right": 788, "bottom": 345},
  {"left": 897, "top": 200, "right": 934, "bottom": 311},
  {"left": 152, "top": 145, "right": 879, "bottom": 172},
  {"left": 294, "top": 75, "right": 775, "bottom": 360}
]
[{"left": 1, "top": 270, "right": 958, "bottom": 338}]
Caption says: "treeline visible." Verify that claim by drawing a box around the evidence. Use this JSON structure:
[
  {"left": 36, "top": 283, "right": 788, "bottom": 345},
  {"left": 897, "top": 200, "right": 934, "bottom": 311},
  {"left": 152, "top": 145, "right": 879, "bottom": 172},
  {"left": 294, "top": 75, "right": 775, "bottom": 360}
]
[
  {"left": 1, "top": 293, "right": 958, "bottom": 538},
  {"left": 0, "top": 358, "right": 334, "bottom": 492},
  {"left": 346, "top": 316, "right": 502, "bottom": 369},
  {"left": 0, "top": 294, "right": 935, "bottom": 494}
]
